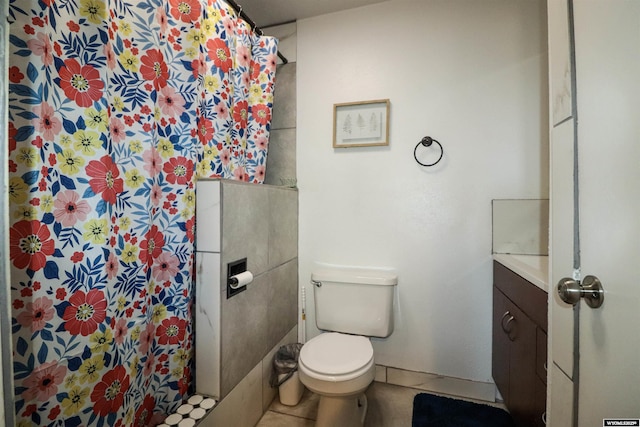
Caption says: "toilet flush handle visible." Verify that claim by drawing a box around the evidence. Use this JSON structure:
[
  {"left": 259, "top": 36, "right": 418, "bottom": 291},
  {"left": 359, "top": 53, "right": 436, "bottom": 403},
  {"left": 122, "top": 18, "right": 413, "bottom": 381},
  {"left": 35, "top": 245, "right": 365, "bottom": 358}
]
[{"left": 311, "top": 279, "right": 322, "bottom": 288}]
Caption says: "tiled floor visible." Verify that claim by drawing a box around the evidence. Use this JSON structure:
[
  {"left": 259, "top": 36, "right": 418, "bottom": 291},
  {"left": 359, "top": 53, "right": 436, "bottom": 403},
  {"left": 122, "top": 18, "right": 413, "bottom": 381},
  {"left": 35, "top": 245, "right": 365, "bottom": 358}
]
[
  {"left": 255, "top": 381, "right": 506, "bottom": 427},
  {"left": 158, "top": 394, "right": 217, "bottom": 427}
]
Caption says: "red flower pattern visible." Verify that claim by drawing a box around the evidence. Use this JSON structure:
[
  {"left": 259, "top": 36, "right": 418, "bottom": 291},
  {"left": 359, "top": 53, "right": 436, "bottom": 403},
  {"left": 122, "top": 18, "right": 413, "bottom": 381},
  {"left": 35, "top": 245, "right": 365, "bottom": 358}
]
[
  {"left": 251, "top": 104, "right": 271, "bottom": 126},
  {"left": 162, "top": 156, "right": 194, "bottom": 185},
  {"left": 9, "top": 66, "right": 24, "bottom": 83},
  {"left": 207, "top": 38, "right": 232, "bottom": 72},
  {"left": 139, "top": 225, "right": 165, "bottom": 267},
  {"left": 197, "top": 115, "right": 214, "bottom": 145},
  {"left": 156, "top": 316, "right": 186, "bottom": 345},
  {"left": 168, "top": 0, "right": 201, "bottom": 23},
  {"left": 185, "top": 217, "right": 195, "bottom": 242},
  {"left": 9, "top": 220, "right": 56, "bottom": 271},
  {"left": 90, "top": 366, "right": 130, "bottom": 416},
  {"left": 178, "top": 367, "right": 190, "bottom": 394},
  {"left": 62, "top": 289, "right": 107, "bottom": 336},
  {"left": 133, "top": 394, "right": 155, "bottom": 427},
  {"left": 86, "top": 155, "right": 124, "bottom": 205},
  {"left": 48, "top": 405, "right": 61, "bottom": 420},
  {"left": 233, "top": 100, "right": 249, "bottom": 129},
  {"left": 58, "top": 58, "right": 104, "bottom": 107},
  {"left": 140, "top": 49, "right": 168, "bottom": 90},
  {"left": 8, "top": 121, "right": 18, "bottom": 153}
]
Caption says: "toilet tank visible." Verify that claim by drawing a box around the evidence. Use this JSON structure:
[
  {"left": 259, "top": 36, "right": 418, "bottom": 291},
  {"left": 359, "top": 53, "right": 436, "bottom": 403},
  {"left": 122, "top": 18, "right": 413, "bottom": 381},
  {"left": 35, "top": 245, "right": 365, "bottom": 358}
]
[{"left": 311, "top": 266, "right": 397, "bottom": 338}]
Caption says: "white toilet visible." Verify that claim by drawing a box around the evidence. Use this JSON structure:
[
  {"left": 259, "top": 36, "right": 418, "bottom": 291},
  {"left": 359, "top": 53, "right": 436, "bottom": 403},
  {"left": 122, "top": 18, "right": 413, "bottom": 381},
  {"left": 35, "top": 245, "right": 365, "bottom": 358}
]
[{"left": 298, "top": 266, "right": 397, "bottom": 427}]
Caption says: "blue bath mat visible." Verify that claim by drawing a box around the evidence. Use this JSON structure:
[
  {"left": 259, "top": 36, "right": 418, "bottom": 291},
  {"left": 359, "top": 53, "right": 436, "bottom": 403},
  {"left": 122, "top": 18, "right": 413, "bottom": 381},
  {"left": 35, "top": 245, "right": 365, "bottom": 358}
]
[{"left": 412, "top": 393, "right": 515, "bottom": 427}]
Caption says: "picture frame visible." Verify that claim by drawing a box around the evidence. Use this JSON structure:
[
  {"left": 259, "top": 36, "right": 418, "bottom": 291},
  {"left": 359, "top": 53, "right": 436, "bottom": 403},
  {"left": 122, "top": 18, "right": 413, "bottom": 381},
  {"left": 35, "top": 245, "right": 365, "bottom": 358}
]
[{"left": 333, "top": 99, "right": 390, "bottom": 148}]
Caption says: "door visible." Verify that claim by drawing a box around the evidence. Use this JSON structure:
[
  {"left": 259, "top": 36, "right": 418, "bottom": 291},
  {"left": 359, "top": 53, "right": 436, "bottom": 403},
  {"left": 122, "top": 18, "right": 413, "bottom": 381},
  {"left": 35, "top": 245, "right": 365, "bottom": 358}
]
[
  {"left": 549, "top": 1, "right": 640, "bottom": 426},
  {"left": 572, "top": 1, "right": 640, "bottom": 423}
]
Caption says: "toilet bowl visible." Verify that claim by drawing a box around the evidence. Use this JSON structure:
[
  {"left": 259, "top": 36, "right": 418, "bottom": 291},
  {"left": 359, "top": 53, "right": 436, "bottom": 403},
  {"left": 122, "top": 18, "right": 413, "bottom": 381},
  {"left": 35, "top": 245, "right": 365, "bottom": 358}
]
[
  {"left": 301, "top": 265, "right": 397, "bottom": 426},
  {"left": 299, "top": 332, "right": 376, "bottom": 426}
]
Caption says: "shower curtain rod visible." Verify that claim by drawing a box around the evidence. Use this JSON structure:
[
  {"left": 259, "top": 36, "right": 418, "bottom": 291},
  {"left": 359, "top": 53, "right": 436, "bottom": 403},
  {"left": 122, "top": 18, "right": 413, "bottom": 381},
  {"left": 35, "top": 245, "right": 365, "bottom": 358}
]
[{"left": 225, "top": 0, "right": 289, "bottom": 64}]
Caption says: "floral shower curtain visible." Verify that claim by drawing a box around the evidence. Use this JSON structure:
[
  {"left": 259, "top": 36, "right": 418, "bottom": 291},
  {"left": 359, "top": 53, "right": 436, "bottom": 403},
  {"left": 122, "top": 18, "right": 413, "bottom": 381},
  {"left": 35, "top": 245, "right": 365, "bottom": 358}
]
[{"left": 7, "top": 0, "right": 277, "bottom": 424}]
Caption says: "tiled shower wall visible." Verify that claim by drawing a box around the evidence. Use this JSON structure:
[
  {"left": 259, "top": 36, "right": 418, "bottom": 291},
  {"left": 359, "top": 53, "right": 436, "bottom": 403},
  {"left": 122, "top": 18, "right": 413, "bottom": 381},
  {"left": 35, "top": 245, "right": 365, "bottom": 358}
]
[
  {"left": 195, "top": 179, "right": 298, "bottom": 401},
  {"left": 264, "top": 61, "right": 297, "bottom": 187}
]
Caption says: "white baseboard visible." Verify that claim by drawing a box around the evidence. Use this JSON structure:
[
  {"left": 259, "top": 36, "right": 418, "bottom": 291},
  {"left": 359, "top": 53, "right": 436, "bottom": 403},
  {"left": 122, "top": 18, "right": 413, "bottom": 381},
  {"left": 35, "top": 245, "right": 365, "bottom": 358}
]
[{"left": 374, "top": 365, "right": 497, "bottom": 403}]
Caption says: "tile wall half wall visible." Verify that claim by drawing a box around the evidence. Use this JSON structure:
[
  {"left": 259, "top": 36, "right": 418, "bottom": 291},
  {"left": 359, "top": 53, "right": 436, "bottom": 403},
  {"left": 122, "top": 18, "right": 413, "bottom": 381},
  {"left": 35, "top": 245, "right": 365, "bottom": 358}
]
[{"left": 196, "top": 180, "right": 299, "bottom": 398}]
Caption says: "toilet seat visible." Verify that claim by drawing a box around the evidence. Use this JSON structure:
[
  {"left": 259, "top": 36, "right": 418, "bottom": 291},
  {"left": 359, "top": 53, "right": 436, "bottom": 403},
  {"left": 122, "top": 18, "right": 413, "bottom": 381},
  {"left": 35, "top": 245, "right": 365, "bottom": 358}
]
[{"left": 299, "top": 332, "right": 374, "bottom": 382}]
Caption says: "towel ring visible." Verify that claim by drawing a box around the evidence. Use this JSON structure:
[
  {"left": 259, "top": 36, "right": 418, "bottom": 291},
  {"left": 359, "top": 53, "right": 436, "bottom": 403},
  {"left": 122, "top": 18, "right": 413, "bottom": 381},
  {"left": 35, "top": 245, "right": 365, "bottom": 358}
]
[{"left": 414, "top": 136, "right": 443, "bottom": 167}]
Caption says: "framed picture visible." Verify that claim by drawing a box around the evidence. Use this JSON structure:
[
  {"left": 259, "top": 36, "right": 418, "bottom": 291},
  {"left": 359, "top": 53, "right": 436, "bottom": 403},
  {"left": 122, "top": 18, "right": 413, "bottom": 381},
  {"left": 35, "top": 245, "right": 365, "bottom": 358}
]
[{"left": 333, "top": 99, "right": 390, "bottom": 148}]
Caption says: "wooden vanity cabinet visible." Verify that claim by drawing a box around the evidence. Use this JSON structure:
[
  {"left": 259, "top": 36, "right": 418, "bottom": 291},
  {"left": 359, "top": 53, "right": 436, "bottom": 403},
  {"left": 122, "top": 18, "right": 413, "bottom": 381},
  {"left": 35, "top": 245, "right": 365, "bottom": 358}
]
[{"left": 492, "top": 261, "right": 548, "bottom": 427}]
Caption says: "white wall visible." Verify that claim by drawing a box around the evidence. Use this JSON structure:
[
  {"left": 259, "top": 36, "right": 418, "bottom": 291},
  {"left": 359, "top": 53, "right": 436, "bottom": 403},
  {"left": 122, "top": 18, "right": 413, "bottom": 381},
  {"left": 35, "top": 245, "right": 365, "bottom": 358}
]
[{"left": 297, "top": 0, "right": 548, "bottom": 383}]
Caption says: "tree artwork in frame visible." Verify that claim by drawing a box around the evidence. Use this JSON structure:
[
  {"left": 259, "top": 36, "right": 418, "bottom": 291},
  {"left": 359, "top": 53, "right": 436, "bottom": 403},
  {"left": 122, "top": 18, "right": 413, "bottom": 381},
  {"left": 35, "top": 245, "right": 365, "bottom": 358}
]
[{"left": 333, "top": 99, "right": 390, "bottom": 148}]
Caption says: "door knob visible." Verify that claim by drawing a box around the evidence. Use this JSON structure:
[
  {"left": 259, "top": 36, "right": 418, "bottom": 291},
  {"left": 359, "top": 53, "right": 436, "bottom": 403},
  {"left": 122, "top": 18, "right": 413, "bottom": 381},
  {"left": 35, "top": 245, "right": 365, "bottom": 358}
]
[{"left": 557, "top": 275, "right": 604, "bottom": 308}]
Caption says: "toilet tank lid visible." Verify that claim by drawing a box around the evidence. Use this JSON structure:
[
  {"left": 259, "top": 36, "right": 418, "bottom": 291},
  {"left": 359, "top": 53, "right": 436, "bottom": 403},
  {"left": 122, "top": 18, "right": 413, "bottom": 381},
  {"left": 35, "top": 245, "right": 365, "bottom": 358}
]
[{"left": 311, "top": 267, "right": 397, "bottom": 286}]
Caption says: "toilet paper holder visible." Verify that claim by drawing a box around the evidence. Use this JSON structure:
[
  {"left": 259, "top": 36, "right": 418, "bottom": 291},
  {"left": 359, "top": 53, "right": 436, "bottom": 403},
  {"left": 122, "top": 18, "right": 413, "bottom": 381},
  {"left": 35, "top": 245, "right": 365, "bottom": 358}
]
[{"left": 227, "top": 258, "right": 250, "bottom": 299}]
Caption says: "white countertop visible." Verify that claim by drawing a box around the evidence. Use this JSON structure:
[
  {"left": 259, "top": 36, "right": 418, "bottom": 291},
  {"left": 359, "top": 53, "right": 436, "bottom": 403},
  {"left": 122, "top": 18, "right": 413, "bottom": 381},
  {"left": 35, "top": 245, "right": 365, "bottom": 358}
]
[{"left": 493, "top": 254, "right": 549, "bottom": 292}]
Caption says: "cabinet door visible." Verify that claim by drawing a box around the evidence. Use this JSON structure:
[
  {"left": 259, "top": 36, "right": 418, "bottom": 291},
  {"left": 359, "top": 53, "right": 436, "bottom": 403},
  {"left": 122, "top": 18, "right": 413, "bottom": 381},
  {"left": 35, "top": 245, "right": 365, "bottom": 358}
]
[
  {"left": 534, "top": 376, "right": 547, "bottom": 427},
  {"left": 506, "top": 300, "right": 537, "bottom": 427},
  {"left": 536, "top": 328, "right": 547, "bottom": 384},
  {"left": 492, "top": 287, "right": 511, "bottom": 404}
]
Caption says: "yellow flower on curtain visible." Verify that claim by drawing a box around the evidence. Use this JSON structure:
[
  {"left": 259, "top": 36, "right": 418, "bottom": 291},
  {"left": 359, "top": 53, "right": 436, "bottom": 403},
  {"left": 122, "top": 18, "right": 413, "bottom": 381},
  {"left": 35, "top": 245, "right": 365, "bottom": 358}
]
[
  {"left": 84, "top": 108, "right": 108, "bottom": 131},
  {"left": 79, "top": 0, "right": 106, "bottom": 24},
  {"left": 9, "top": 177, "right": 29, "bottom": 205},
  {"left": 119, "top": 50, "right": 140, "bottom": 72}
]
